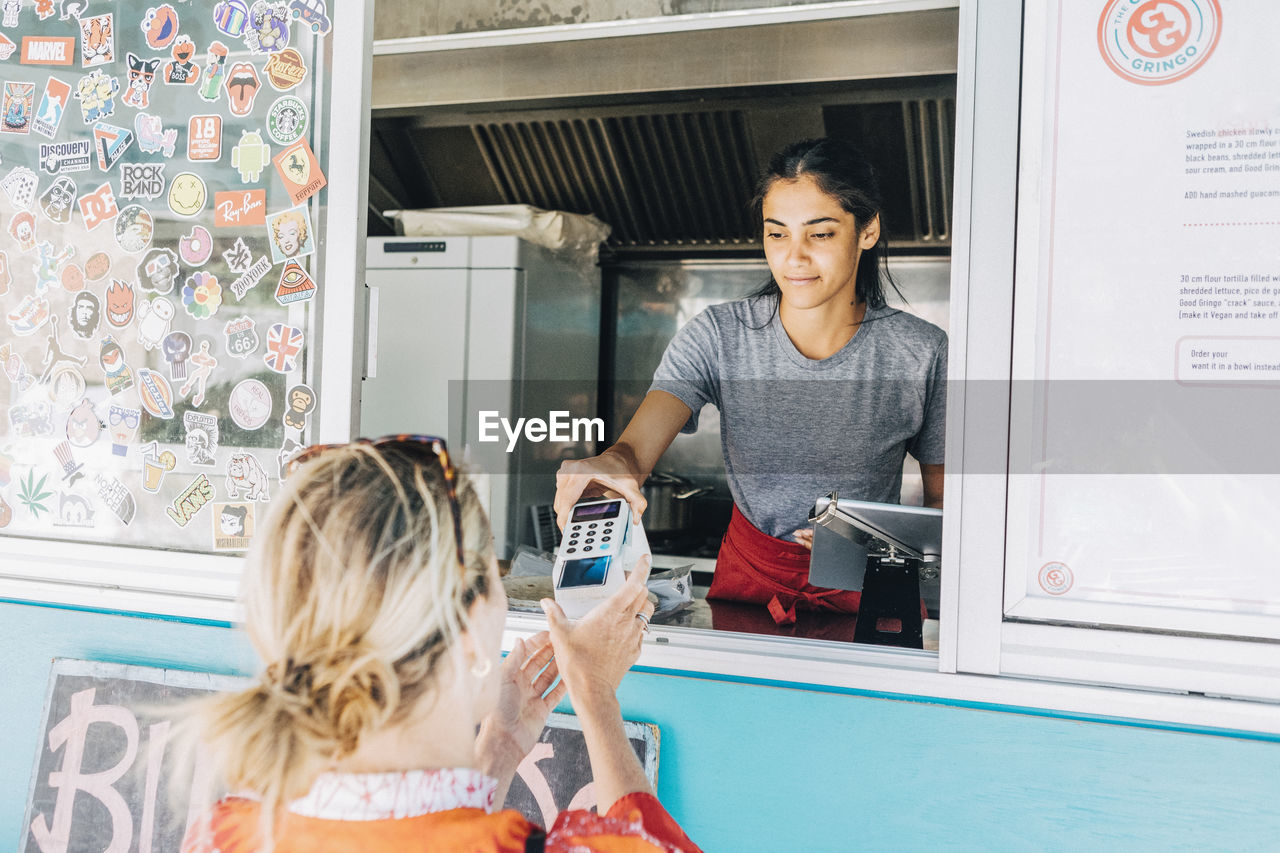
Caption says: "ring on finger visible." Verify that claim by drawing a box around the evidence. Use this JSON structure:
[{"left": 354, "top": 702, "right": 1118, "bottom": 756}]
[{"left": 635, "top": 611, "right": 651, "bottom": 632}]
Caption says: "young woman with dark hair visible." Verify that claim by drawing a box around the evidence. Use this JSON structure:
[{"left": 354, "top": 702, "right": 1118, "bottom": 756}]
[{"left": 555, "top": 137, "right": 947, "bottom": 623}]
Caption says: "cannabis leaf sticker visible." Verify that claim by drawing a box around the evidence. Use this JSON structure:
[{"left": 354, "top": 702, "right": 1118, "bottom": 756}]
[{"left": 18, "top": 470, "right": 52, "bottom": 519}]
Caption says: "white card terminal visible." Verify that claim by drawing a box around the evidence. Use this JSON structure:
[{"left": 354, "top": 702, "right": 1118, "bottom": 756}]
[{"left": 552, "top": 498, "right": 650, "bottom": 620}]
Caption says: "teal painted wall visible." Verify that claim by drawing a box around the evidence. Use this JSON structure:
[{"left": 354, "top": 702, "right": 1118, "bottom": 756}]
[{"left": 5, "top": 600, "right": 1280, "bottom": 852}]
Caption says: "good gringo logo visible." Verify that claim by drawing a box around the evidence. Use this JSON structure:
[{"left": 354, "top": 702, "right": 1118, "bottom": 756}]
[{"left": 1097, "top": 0, "right": 1221, "bottom": 85}]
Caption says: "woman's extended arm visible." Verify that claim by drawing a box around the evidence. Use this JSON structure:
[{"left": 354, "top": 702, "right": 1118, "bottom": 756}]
[
  {"left": 921, "top": 463, "right": 944, "bottom": 509},
  {"left": 553, "top": 390, "right": 692, "bottom": 531}
]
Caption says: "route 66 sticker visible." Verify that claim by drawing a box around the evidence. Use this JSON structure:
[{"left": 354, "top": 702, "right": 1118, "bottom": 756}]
[{"left": 223, "top": 314, "right": 258, "bottom": 359}]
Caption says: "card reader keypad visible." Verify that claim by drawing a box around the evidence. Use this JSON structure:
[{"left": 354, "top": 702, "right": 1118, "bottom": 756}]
[{"left": 566, "top": 519, "right": 618, "bottom": 554}]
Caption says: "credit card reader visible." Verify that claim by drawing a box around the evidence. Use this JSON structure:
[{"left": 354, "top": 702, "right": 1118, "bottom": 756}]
[{"left": 553, "top": 498, "right": 650, "bottom": 620}]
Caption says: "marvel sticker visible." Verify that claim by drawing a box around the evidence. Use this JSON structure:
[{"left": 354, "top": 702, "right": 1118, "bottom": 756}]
[
  {"left": 183, "top": 409, "right": 218, "bottom": 466},
  {"left": 187, "top": 114, "right": 221, "bottom": 161},
  {"left": 223, "top": 237, "right": 253, "bottom": 272},
  {"left": 163, "top": 35, "right": 199, "bottom": 85},
  {"left": 265, "top": 205, "right": 314, "bottom": 264},
  {"left": 179, "top": 338, "right": 217, "bottom": 406},
  {"left": 8, "top": 209, "right": 37, "bottom": 251},
  {"left": 197, "top": 41, "right": 228, "bottom": 103},
  {"left": 119, "top": 163, "right": 165, "bottom": 201},
  {"left": 6, "top": 293, "right": 50, "bottom": 335},
  {"left": 47, "top": 364, "right": 85, "bottom": 408},
  {"left": 33, "top": 240, "right": 73, "bottom": 290},
  {"left": 228, "top": 254, "right": 270, "bottom": 300},
  {"left": 0, "top": 1, "right": 18, "bottom": 28},
  {"left": 225, "top": 452, "right": 270, "bottom": 501},
  {"left": 178, "top": 224, "right": 213, "bottom": 265},
  {"left": 244, "top": 2, "right": 291, "bottom": 54},
  {"left": 215, "top": 188, "right": 266, "bottom": 227},
  {"left": 141, "top": 5, "right": 180, "bottom": 51},
  {"left": 137, "top": 367, "right": 174, "bottom": 419},
  {"left": 135, "top": 112, "right": 177, "bottom": 157},
  {"left": 77, "top": 182, "right": 118, "bottom": 231},
  {"left": 60, "top": 262, "right": 84, "bottom": 293},
  {"left": 53, "top": 491, "right": 95, "bottom": 528},
  {"left": 266, "top": 95, "right": 306, "bottom": 145},
  {"left": 0, "top": 34, "right": 14, "bottom": 62},
  {"left": 228, "top": 377, "right": 271, "bottom": 429},
  {"left": 113, "top": 205, "right": 153, "bottom": 254},
  {"left": 272, "top": 137, "right": 326, "bottom": 206},
  {"left": 274, "top": 260, "right": 315, "bottom": 305},
  {"left": 68, "top": 290, "right": 99, "bottom": 339},
  {"left": 213, "top": 501, "right": 254, "bottom": 551},
  {"left": 140, "top": 441, "right": 176, "bottom": 490},
  {"left": 167, "top": 171, "right": 206, "bottom": 217},
  {"left": 231, "top": 130, "right": 270, "bottom": 183},
  {"left": 108, "top": 402, "right": 139, "bottom": 455},
  {"left": 214, "top": 1, "right": 249, "bottom": 38},
  {"left": 135, "top": 294, "right": 174, "bottom": 350},
  {"left": 98, "top": 335, "right": 134, "bottom": 395},
  {"left": 93, "top": 121, "right": 133, "bottom": 171},
  {"left": 39, "top": 176, "right": 78, "bottom": 224},
  {"left": 165, "top": 472, "right": 214, "bottom": 528},
  {"left": 161, "top": 329, "right": 191, "bottom": 379},
  {"left": 64, "top": 398, "right": 98, "bottom": 447},
  {"left": 20, "top": 36, "right": 74, "bottom": 66},
  {"left": 1, "top": 81, "right": 34, "bottom": 134},
  {"left": 282, "top": 383, "right": 314, "bottom": 430},
  {"left": 103, "top": 278, "right": 134, "bottom": 326},
  {"left": 84, "top": 251, "right": 110, "bottom": 281},
  {"left": 262, "top": 322, "right": 302, "bottom": 374},
  {"left": 33, "top": 76, "right": 70, "bottom": 138},
  {"left": 94, "top": 472, "right": 137, "bottom": 526},
  {"left": 264, "top": 48, "right": 305, "bottom": 92},
  {"left": 74, "top": 70, "right": 118, "bottom": 123},
  {"left": 122, "top": 53, "right": 160, "bottom": 109},
  {"left": 52, "top": 441, "right": 85, "bottom": 488},
  {"left": 79, "top": 13, "right": 114, "bottom": 68},
  {"left": 39, "top": 140, "right": 91, "bottom": 175},
  {"left": 225, "top": 61, "right": 260, "bottom": 117},
  {"left": 137, "top": 246, "right": 179, "bottom": 294},
  {"left": 181, "top": 270, "right": 222, "bottom": 320},
  {"left": 223, "top": 314, "right": 259, "bottom": 359},
  {"left": 2, "top": 166, "right": 38, "bottom": 208}
]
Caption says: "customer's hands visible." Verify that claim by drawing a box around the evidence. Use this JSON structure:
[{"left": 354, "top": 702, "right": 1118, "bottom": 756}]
[
  {"left": 540, "top": 557, "right": 655, "bottom": 705},
  {"left": 554, "top": 450, "right": 646, "bottom": 532},
  {"left": 475, "top": 631, "right": 567, "bottom": 799}
]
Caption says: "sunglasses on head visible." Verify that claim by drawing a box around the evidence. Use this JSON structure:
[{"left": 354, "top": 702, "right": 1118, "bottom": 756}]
[{"left": 285, "top": 434, "right": 465, "bottom": 572}]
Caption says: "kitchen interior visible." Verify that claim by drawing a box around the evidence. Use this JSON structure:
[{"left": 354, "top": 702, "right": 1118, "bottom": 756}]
[{"left": 361, "top": 8, "right": 957, "bottom": 646}]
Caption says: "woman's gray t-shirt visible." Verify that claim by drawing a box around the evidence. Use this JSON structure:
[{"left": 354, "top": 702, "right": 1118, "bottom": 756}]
[{"left": 649, "top": 297, "right": 947, "bottom": 539}]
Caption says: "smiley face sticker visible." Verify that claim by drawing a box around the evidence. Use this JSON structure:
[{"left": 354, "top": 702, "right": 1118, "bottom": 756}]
[{"left": 167, "top": 171, "right": 206, "bottom": 217}]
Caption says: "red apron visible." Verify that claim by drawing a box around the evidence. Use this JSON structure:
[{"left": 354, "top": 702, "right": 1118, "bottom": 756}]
[{"left": 708, "top": 505, "right": 862, "bottom": 626}]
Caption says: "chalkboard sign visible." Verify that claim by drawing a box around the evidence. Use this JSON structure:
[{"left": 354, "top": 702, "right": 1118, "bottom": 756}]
[{"left": 23, "top": 659, "right": 660, "bottom": 851}]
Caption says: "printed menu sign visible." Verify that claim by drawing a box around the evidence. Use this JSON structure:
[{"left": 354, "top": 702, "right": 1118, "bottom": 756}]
[{"left": 1009, "top": 0, "right": 1280, "bottom": 622}]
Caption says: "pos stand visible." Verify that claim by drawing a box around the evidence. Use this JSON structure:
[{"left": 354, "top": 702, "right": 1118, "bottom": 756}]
[{"left": 807, "top": 494, "right": 943, "bottom": 649}]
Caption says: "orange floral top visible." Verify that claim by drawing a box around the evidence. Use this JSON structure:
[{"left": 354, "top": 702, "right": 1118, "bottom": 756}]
[{"left": 182, "top": 768, "right": 702, "bottom": 853}]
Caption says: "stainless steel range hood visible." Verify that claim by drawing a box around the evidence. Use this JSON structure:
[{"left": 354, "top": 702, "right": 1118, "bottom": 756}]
[{"left": 367, "top": 8, "right": 958, "bottom": 252}]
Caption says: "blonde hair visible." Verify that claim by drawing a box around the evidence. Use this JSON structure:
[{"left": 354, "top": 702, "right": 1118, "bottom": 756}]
[{"left": 192, "top": 441, "right": 494, "bottom": 842}]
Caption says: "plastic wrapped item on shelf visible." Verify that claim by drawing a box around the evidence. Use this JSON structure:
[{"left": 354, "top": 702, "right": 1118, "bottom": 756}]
[{"left": 384, "top": 204, "right": 611, "bottom": 278}]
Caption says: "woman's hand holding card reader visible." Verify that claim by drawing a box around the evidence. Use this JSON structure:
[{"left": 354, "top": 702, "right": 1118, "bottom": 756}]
[{"left": 553, "top": 498, "right": 651, "bottom": 620}]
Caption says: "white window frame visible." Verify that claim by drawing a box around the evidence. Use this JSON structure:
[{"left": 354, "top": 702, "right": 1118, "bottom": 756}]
[
  {"left": 0, "top": 0, "right": 375, "bottom": 618},
  {"left": 5, "top": 0, "right": 1280, "bottom": 738}
]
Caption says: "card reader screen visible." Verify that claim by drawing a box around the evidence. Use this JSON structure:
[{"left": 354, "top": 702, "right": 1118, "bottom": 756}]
[
  {"left": 572, "top": 502, "right": 621, "bottom": 522},
  {"left": 559, "top": 555, "right": 611, "bottom": 588}
]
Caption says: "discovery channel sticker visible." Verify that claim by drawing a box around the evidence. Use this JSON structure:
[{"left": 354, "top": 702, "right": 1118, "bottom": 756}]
[{"left": 229, "top": 377, "right": 272, "bottom": 429}]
